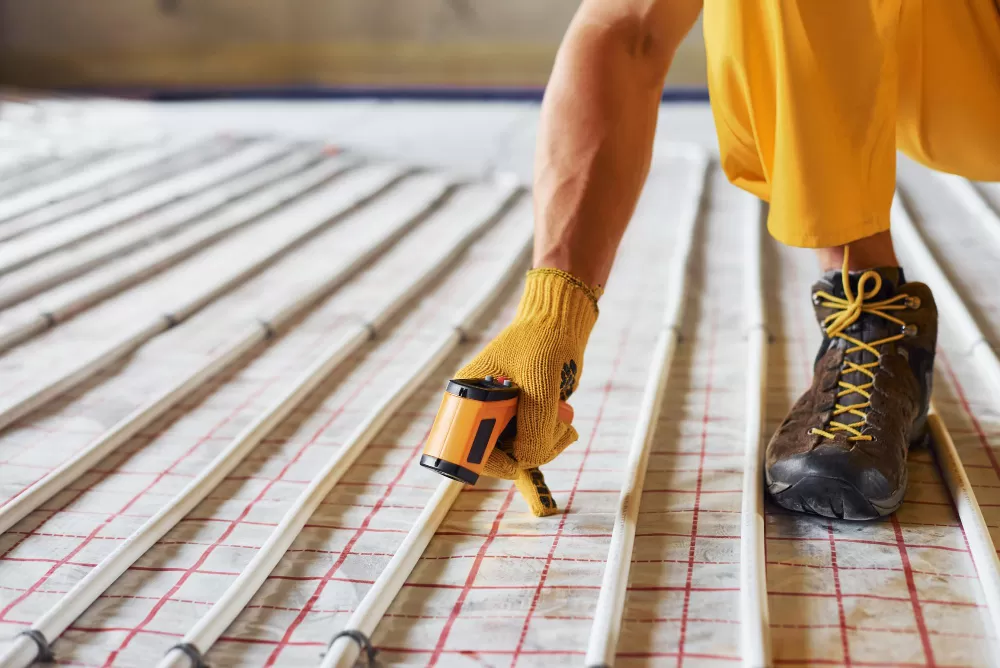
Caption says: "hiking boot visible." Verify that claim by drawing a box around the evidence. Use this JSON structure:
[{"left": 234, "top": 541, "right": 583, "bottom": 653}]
[{"left": 765, "top": 262, "right": 937, "bottom": 520}]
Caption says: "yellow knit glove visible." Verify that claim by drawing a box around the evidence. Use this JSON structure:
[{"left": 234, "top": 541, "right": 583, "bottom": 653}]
[{"left": 456, "top": 268, "right": 599, "bottom": 517}]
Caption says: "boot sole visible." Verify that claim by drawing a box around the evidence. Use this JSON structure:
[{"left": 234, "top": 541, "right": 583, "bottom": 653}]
[
  {"left": 765, "top": 423, "right": 927, "bottom": 521},
  {"left": 767, "top": 473, "right": 907, "bottom": 521}
]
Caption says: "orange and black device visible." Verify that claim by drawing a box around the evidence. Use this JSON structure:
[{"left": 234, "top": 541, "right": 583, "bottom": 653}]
[{"left": 419, "top": 376, "right": 573, "bottom": 485}]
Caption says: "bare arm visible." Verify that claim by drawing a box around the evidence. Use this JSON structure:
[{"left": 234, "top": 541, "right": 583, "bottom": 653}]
[{"left": 532, "top": 0, "right": 703, "bottom": 289}]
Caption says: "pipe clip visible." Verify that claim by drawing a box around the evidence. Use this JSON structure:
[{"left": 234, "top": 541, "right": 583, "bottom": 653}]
[
  {"left": 327, "top": 629, "right": 378, "bottom": 665},
  {"left": 167, "top": 642, "right": 210, "bottom": 668},
  {"left": 257, "top": 318, "right": 277, "bottom": 340},
  {"left": 18, "top": 629, "right": 54, "bottom": 663}
]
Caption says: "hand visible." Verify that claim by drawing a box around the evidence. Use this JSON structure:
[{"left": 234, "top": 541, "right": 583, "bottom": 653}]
[{"left": 456, "top": 268, "right": 599, "bottom": 516}]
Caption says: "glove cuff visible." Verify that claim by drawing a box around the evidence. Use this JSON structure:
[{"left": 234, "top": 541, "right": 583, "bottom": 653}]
[{"left": 514, "top": 268, "right": 599, "bottom": 342}]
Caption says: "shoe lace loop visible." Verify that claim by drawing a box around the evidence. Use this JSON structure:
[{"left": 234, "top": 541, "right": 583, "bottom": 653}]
[{"left": 809, "top": 251, "right": 909, "bottom": 442}]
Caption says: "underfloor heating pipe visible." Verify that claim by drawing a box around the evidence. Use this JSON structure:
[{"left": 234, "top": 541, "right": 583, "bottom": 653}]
[
  {"left": 157, "top": 185, "right": 525, "bottom": 668},
  {"left": 584, "top": 148, "right": 709, "bottom": 667},
  {"left": 0, "top": 164, "right": 406, "bottom": 434}
]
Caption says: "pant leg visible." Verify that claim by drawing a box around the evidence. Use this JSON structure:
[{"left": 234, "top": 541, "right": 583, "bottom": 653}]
[
  {"left": 897, "top": 0, "right": 1000, "bottom": 181},
  {"left": 703, "top": 0, "right": 903, "bottom": 249}
]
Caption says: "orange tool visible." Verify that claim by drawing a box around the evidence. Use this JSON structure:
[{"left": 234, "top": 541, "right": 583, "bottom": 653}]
[{"left": 419, "top": 375, "right": 574, "bottom": 485}]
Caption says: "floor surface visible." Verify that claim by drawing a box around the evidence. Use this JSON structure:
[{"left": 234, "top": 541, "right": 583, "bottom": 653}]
[{"left": 0, "top": 97, "right": 998, "bottom": 667}]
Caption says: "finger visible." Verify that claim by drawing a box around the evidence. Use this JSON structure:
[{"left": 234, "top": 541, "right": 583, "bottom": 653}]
[{"left": 514, "top": 467, "right": 560, "bottom": 518}]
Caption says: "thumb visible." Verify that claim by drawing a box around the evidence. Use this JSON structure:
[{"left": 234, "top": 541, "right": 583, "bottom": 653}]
[
  {"left": 483, "top": 445, "right": 518, "bottom": 480},
  {"left": 549, "top": 422, "right": 580, "bottom": 461}
]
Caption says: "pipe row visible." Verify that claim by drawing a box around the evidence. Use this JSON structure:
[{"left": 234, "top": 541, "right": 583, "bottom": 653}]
[
  {"left": 0, "top": 174, "right": 455, "bottom": 538},
  {"left": 0, "top": 139, "right": 235, "bottom": 244},
  {"left": 584, "top": 151, "right": 710, "bottom": 667},
  {"left": 317, "top": 150, "right": 710, "bottom": 668},
  {"left": 0, "top": 153, "right": 355, "bottom": 355},
  {"left": 0, "top": 140, "right": 294, "bottom": 277},
  {"left": 738, "top": 196, "right": 771, "bottom": 668},
  {"left": 1, "top": 140, "right": 997, "bottom": 665},
  {"left": 0, "top": 174, "right": 494, "bottom": 668},
  {"left": 0, "top": 163, "right": 403, "bottom": 433},
  {"left": 158, "top": 185, "right": 524, "bottom": 668},
  {"left": 314, "top": 171, "right": 999, "bottom": 668},
  {"left": 319, "top": 231, "right": 532, "bottom": 668},
  {"left": 891, "top": 194, "right": 1000, "bottom": 645},
  {"left": 0, "top": 140, "right": 190, "bottom": 224},
  {"left": 0, "top": 149, "right": 120, "bottom": 200},
  {"left": 0, "top": 146, "right": 330, "bottom": 313}
]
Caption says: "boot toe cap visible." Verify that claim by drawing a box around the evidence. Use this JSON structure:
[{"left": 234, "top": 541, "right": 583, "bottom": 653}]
[{"left": 766, "top": 445, "right": 905, "bottom": 521}]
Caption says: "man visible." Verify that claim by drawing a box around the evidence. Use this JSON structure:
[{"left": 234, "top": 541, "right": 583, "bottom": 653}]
[{"left": 457, "top": 0, "right": 1000, "bottom": 520}]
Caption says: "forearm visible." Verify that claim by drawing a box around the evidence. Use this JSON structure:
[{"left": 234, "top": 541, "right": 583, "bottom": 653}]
[{"left": 533, "top": 0, "right": 702, "bottom": 289}]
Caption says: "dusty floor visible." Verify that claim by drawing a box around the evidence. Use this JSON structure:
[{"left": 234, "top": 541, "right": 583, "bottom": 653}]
[{"left": 0, "top": 98, "right": 998, "bottom": 667}]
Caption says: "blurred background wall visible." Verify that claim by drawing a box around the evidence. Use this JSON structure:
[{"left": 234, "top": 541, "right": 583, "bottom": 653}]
[{"left": 0, "top": 0, "right": 707, "bottom": 91}]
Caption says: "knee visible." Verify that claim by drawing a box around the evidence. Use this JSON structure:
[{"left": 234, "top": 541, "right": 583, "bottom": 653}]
[{"left": 898, "top": 116, "right": 1000, "bottom": 181}]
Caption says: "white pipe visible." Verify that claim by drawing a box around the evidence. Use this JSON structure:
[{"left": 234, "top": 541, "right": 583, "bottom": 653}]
[
  {"left": 0, "top": 154, "right": 78, "bottom": 197},
  {"left": 738, "top": 195, "right": 772, "bottom": 668},
  {"left": 0, "top": 147, "right": 328, "bottom": 312},
  {"left": 0, "top": 181, "right": 519, "bottom": 668},
  {"left": 925, "top": 406, "right": 1000, "bottom": 645},
  {"left": 0, "top": 141, "right": 294, "bottom": 277},
  {"left": 318, "top": 228, "right": 535, "bottom": 668},
  {"left": 0, "top": 154, "right": 356, "bottom": 354},
  {"left": 891, "top": 196, "right": 1000, "bottom": 406},
  {"left": 0, "top": 175, "right": 451, "bottom": 536},
  {"left": 158, "top": 185, "right": 524, "bottom": 668},
  {"left": 0, "top": 141, "right": 191, "bottom": 224},
  {"left": 0, "top": 139, "right": 233, "bottom": 244},
  {"left": 0, "top": 327, "right": 258, "bottom": 537},
  {"left": 0, "top": 164, "right": 405, "bottom": 433},
  {"left": 0, "top": 326, "right": 368, "bottom": 668},
  {"left": 584, "top": 151, "right": 710, "bottom": 668},
  {"left": 320, "top": 479, "right": 463, "bottom": 668},
  {"left": 936, "top": 174, "right": 1000, "bottom": 253},
  {"left": 891, "top": 194, "right": 1000, "bottom": 651},
  {"left": 0, "top": 149, "right": 117, "bottom": 199},
  {"left": 0, "top": 177, "right": 471, "bottom": 668}
]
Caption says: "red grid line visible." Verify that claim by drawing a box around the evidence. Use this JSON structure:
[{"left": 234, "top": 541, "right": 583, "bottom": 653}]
[
  {"left": 938, "top": 350, "right": 1000, "bottom": 483},
  {"left": 510, "top": 321, "right": 637, "bottom": 666},
  {"left": 826, "top": 522, "right": 851, "bottom": 665},
  {"left": 427, "top": 486, "right": 516, "bottom": 666},
  {"left": 676, "top": 317, "right": 717, "bottom": 668},
  {"left": 767, "top": 591, "right": 983, "bottom": 608},
  {"left": 0, "top": 376, "right": 280, "bottom": 623},
  {"left": 7, "top": 179, "right": 999, "bottom": 667},
  {"left": 890, "top": 514, "right": 936, "bottom": 666},
  {"left": 262, "top": 427, "right": 435, "bottom": 664},
  {"left": 3, "top": 612, "right": 987, "bottom": 641},
  {"left": 103, "top": 311, "right": 441, "bottom": 665}
]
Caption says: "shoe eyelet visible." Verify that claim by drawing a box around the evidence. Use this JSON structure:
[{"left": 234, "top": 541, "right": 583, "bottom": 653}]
[
  {"left": 812, "top": 293, "right": 823, "bottom": 306},
  {"left": 904, "top": 296, "right": 922, "bottom": 310},
  {"left": 902, "top": 324, "right": 919, "bottom": 337}
]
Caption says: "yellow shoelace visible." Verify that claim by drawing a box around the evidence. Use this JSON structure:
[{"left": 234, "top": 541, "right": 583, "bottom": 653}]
[{"left": 809, "top": 251, "right": 910, "bottom": 442}]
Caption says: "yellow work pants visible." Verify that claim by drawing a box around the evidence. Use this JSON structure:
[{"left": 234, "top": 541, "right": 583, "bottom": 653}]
[{"left": 704, "top": 0, "right": 1000, "bottom": 248}]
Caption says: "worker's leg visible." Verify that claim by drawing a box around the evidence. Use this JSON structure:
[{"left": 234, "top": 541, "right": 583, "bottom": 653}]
[
  {"left": 897, "top": 0, "right": 1000, "bottom": 181},
  {"left": 702, "top": 1, "right": 938, "bottom": 521},
  {"left": 703, "top": 0, "right": 902, "bottom": 251}
]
